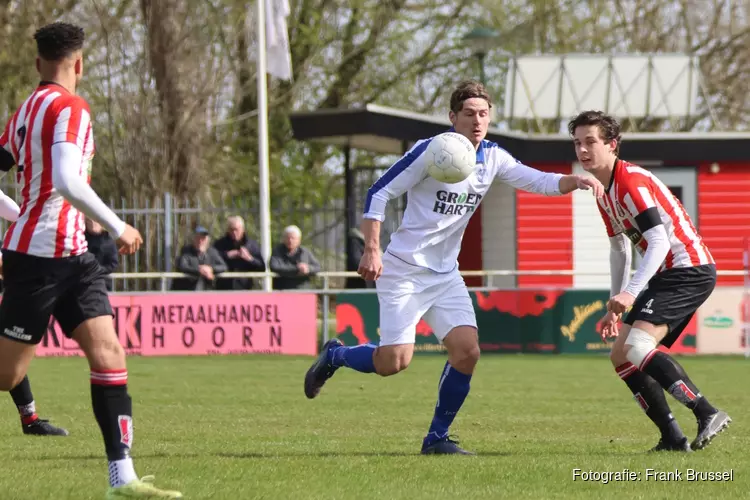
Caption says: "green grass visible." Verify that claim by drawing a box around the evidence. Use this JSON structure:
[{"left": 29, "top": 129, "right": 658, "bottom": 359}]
[{"left": 0, "top": 354, "right": 747, "bottom": 499}]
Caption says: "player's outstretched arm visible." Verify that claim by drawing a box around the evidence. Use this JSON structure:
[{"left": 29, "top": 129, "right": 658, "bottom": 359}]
[
  {"left": 558, "top": 175, "right": 604, "bottom": 197},
  {"left": 495, "top": 153, "right": 603, "bottom": 197}
]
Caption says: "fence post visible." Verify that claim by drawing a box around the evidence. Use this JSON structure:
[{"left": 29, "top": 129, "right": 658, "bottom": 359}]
[
  {"left": 322, "top": 275, "right": 330, "bottom": 344},
  {"left": 164, "top": 192, "right": 173, "bottom": 274}
]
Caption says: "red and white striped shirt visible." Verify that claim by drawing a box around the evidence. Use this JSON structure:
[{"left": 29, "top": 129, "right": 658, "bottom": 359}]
[
  {"left": 0, "top": 83, "right": 94, "bottom": 258},
  {"left": 597, "top": 160, "right": 713, "bottom": 271}
]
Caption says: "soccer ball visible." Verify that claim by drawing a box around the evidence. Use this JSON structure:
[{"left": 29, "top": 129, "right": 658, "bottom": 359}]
[{"left": 425, "top": 132, "right": 476, "bottom": 184}]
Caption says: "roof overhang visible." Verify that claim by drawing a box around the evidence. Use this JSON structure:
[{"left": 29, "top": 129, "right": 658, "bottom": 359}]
[{"left": 290, "top": 104, "right": 750, "bottom": 164}]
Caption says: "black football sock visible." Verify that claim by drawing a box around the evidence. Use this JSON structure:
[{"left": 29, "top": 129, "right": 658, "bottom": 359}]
[
  {"left": 10, "top": 375, "right": 38, "bottom": 425},
  {"left": 91, "top": 369, "right": 138, "bottom": 487},
  {"left": 616, "top": 362, "right": 684, "bottom": 442},
  {"left": 639, "top": 351, "right": 718, "bottom": 420}
]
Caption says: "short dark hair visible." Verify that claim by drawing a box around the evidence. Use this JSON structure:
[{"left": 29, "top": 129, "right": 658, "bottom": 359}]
[
  {"left": 450, "top": 80, "right": 492, "bottom": 113},
  {"left": 34, "top": 22, "right": 85, "bottom": 61},
  {"left": 568, "top": 110, "right": 622, "bottom": 155}
]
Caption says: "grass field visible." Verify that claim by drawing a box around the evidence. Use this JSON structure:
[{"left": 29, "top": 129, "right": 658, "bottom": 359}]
[{"left": 0, "top": 354, "right": 747, "bottom": 500}]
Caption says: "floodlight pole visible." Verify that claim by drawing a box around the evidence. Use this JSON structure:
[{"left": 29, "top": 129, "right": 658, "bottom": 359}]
[
  {"left": 462, "top": 26, "right": 500, "bottom": 84},
  {"left": 476, "top": 52, "right": 487, "bottom": 84}
]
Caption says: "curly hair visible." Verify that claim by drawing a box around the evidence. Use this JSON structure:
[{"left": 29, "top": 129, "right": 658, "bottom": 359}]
[
  {"left": 34, "top": 22, "right": 85, "bottom": 61},
  {"left": 568, "top": 110, "right": 622, "bottom": 155}
]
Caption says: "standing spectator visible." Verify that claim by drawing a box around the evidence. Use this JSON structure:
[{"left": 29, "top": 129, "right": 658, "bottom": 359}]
[
  {"left": 172, "top": 226, "right": 227, "bottom": 291},
  {"left": 270, "top": 225, "right": 321, "bottom": 290},
  {"left": 85, "top": 218, "right": 119, "bottom": 291},
  {"left": 213, "top": 215, "right": 266, "bottom": 290}
]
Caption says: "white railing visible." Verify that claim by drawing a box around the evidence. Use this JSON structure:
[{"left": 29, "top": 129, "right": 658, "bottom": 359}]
[{"left": 110, "top": 268, "right": 748, "bottom": 293}]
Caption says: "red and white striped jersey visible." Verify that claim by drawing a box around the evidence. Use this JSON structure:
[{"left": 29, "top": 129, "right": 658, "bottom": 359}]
[
  {"left": 597, "top": 160, "right": 713, "bottom": 271},
  {"left": 0, "top": 83, "right": 94, "bottom": 258}
]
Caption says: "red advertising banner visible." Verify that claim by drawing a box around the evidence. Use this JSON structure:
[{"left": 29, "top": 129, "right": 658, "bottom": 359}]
[{"left": 36, "top": 293, "right": 318, "bottom": 357}]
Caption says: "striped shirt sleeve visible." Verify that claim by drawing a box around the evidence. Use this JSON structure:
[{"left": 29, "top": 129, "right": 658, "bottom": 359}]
[{"left": 363, "top": 139, "right": 431, "bottom": 221}]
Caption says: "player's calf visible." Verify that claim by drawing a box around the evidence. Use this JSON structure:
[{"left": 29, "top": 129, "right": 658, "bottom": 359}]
[
  {"left": 73, "top": 317, "right": 139, "bottom": 487},
  {"left": 421, "top": 326, "right": 478, "bottom": 454},
  {"left": 610, "top": 326, "right": 687, "bottom": 446},
  {"left": 626, "top": 326, "right": 717, "bottom": 416},
  {"left": 0, "top": 337, "right": 37, "bottom": 391}
]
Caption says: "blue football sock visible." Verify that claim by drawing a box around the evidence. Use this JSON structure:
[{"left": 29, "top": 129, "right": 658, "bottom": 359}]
[
  {"left": 424, "top": 362, "right": 471, "bottom": 446},
  {"left": 330, "top": 343, "right": 376, "bottom": 373}
]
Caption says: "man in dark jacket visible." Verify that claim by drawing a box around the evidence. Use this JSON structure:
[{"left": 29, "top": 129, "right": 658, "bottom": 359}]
[
  {"left": 85, "top": 218, "right": 119, "bottom": 291},
  {"left": 172, "top": 226, "right": 228, "bottom": 291},
  {"left": 270, "top": 225, "right": 321, "bottom": 290},
  {"left": 213, "top": 216, "right": 265, "bottom": 290}
]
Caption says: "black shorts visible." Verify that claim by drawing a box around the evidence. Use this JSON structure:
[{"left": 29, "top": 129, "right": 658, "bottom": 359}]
[
  {"left": 623, "top": 264, "right": 716, "bottom": 348},
  {"left": 0, "top": 250, "right": 113, "bottom": 345}
]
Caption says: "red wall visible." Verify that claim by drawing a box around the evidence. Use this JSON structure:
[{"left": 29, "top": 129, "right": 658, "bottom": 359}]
[
  {"left": 458, "top": 205, "right": 483, "bottom": 286},
  {"left": 698, "top": 162, "right": 750, "bottom": 286},
  {"left": 516, "top": 164, "right": 574, "bottom": 288}
]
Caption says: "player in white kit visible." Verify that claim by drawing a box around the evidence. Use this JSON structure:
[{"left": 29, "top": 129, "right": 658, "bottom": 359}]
[{"left": 304, "top": 80, "right": 604, "bottom": 454}]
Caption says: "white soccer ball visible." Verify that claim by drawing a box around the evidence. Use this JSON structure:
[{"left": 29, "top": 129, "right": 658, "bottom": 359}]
[{"left": 425, "top": 132, "right": 476, "bottom": 184}]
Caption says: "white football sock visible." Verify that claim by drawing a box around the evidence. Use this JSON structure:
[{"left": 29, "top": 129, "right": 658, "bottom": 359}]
[{"left": 108, "top": 457, "right": 138, "bottom": 487}]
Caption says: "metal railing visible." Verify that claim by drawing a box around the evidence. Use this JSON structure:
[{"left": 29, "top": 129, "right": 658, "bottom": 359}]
[
  {"left": 109, "top": 269, "right": 747, "bottom": 345},
  {"left": 110, "top": 268, "right": 748, "bottom": 292}
]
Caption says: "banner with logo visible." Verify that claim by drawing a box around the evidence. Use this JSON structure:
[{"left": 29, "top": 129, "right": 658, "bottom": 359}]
[
  {"left": 697, "top": 287, "right": 747, "bottom": 355},
  {"left": 336, "top": 290, "right": 698, "bottom": 354},
  {"left": 36, "top": 293, "right": 318, "bottom": 357},
  {"left": 336, "top": 290, "right": 562, "bottom": 354}
]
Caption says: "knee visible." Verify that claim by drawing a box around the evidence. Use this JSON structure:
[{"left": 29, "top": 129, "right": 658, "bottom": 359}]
[
  {"left": 449, "top": 343, "right": 480, "bottom": 373},
  {"left": 624, "top": 328, "right": 657, "bottom": 369},
  {"left": 89, "top": 337, "right": 126, "bottom": 371},
  {"left": 609, "top": 346, "right": 629, "bottom": 367}
]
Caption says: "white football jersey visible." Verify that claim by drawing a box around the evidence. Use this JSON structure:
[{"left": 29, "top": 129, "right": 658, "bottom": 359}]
[{"left": 364, "top": 135, "right": 564, "bottom": 273}]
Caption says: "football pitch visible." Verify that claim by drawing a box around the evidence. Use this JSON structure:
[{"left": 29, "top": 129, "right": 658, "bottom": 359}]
[{"left": 0, "top": 354, "right": 747, "bottom": 499}]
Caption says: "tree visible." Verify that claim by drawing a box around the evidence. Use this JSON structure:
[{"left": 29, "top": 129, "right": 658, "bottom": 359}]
[{"left": 480, "top": 0, "right": 750, "bottom": 132}]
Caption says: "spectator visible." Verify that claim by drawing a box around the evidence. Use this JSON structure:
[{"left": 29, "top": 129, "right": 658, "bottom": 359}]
[
  {"left": 85, "top": 217, "right": 119, "bottom": 291},
  {"left": 172, "top": 226, "right": 227, "bottom": 291},
  {"left": 213, "top": 215, "right": 266, "bottom": 290},
  {"left": 345, "top": 227, "right": 375, "bottom": 289},
  {"left": 270, "top": 225, "right": 321, "bottom": 290}
]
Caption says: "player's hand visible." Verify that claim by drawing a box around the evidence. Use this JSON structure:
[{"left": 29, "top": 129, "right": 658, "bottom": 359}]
[
  {"left": 358, "top": 248, "right": 383, "bottom": 281},
  {"left": 599, "top": 311, "right": 621, "bottom": 342},
  {"left": 116, "top": 225, "right": 143, "bottom": 255},
  {"left": 575, "top": 175, "right": 604, "bottom": 198},
  {"left": 297, "top": 262, "right": 310, "bottom": 275},
  {"left": 607, "top": 291, "right": 636, "bottom": 316}
]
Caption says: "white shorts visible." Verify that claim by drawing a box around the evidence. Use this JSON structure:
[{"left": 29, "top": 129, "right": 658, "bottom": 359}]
[{"left": 376, "top": 252, "right": 477, "bottom": 346}]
